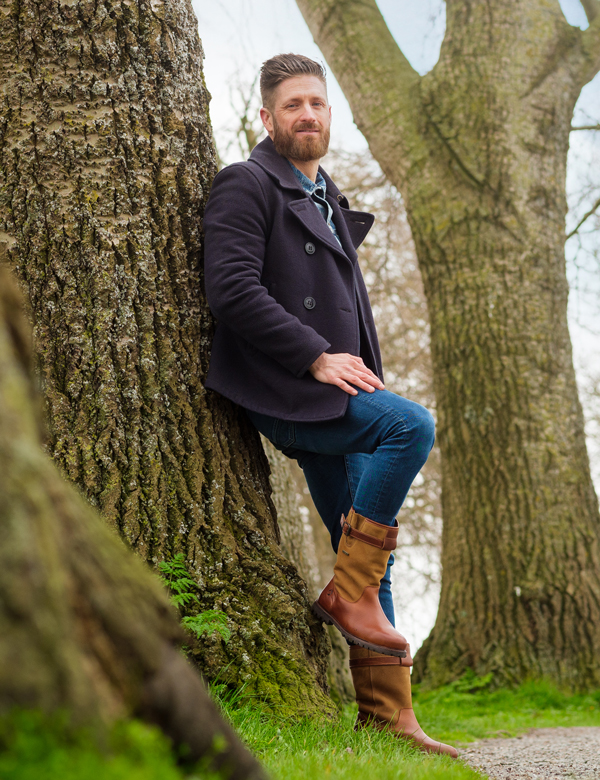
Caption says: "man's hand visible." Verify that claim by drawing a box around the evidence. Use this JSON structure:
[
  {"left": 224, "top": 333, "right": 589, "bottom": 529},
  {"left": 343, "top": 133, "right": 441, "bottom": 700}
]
[{"left": 309, "top": 353, "right": 385, "bottom": 395}]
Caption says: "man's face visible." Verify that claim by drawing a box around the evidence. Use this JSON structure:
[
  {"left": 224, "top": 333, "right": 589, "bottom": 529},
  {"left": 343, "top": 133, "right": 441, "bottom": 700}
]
[{"left": 260, "top": 75, "right": 331, "bottom": 162}]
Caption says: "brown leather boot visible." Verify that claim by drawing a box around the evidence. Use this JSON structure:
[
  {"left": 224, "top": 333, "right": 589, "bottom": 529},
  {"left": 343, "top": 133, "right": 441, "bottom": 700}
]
[
  {"left": 312, "top": 508, "right": 411, "bottom": 659},
  {"left": 350, "top": 647, "right": 458, "bottom": 758}
]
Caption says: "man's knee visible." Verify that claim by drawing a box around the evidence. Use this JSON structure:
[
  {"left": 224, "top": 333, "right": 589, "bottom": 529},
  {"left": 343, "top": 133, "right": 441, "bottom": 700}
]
[{"left": 405, "top": 402, "right": 435, "bottom": 460}]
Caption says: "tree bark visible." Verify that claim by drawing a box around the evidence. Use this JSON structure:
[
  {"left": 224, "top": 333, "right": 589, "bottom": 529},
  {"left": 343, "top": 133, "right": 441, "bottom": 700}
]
[
  {"left": 262, "top": 438, "right": 355, "bottom": 705},
  {"left": 0, "top": 269, "right": 266, "bottom": 780},
  {"left": 296, "top": 0, "right": 600, "bottom": 688},
  {"left": 0, "top": 0, "right": 332, "bottom": 713}
]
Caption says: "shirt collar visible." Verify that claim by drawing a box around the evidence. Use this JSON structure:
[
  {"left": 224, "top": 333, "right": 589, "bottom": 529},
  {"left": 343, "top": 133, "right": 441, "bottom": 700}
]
[{"left": 288, "top": 160, "right": 327, "bottom": 197}]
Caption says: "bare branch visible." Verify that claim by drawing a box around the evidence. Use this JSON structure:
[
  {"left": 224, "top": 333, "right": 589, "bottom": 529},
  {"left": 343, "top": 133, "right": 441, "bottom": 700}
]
[
  {"left": 571, "top": 124, "right": 600, "bottom": 130},
  {"left": 566, "top": 195, "right": 600, "bottom": 239},
  {"left": 580, "top": 0, "right": 600, "bottom": 24}
]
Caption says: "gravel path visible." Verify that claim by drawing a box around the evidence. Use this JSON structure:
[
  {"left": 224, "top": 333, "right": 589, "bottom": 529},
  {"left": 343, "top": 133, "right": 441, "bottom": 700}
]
[{"left": 460, "top": 728, "right": 600, "bottom": 779}]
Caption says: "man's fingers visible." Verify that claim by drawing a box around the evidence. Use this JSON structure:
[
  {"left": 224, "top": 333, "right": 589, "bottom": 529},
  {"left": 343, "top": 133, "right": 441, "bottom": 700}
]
[
  {"left": 334, "top": 378, "right": 358, "bottom": 395},
  {"left": 341, "top": 373, "right": 376, "bottom": 393},
  {"left": 353, "top": 369, "right": 385, "bottom": 389},
  {"left": 351, "top": 378, "right": 376, "bottom": 392},
  {"left": 324, "top": 368, "right": 383, "bottom": 393},
  {"left": 312, "top": 353, "right": 384, "bottom": 392},
  {"left": 355, "top": 368, "right": 381, "bottom": 382},
  {"left": 345, "top": 360, "right": 384, "bottom": 387}
]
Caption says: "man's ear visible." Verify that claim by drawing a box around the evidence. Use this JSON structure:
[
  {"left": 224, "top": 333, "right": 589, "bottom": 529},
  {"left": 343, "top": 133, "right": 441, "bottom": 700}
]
[{"left": 260, "top": 107, "right": 274, "bottom": 138}]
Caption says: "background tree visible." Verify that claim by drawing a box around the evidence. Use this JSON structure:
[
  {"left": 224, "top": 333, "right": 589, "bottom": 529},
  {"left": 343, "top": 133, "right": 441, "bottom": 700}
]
[
  {"left": 0, "top": 268, "right": 266, "bottom": 780},
  {"left": 0, "top": 0, "right": 332, "bottom": 714},
  {"left": 295, "top": 0, "right": 600, "bottom": 688}
]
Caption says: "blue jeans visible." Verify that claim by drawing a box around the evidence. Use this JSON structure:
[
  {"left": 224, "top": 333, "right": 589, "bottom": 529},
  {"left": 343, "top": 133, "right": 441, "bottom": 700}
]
[{"left": 245, "top": 388, "right": 435, "bottom": 627}]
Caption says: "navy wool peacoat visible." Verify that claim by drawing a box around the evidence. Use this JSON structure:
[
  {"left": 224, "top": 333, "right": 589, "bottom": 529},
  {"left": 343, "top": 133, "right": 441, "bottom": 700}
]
[{"left": 203, "top": 136, "right": 383, "bottom": 422}]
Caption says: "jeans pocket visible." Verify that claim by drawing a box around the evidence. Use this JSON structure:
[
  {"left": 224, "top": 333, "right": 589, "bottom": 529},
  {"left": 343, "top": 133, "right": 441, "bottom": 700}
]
[
  {"left": 273, "top": 418, "right": 296, "bottom": 448},
  {"left": 244, "top": 409, "right": 276, "bottom": 442}
]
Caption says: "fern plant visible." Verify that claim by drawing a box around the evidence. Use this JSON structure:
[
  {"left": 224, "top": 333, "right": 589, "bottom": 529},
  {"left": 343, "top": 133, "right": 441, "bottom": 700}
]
[
  {"left": 182, "top": 611, "right": 231, "bottom": 643},
  {"left": 157, "top": 553, "right": 199, "bottom": 607},
  {"left": 157, "top": 553, "right": 230, "bottom": 643}
]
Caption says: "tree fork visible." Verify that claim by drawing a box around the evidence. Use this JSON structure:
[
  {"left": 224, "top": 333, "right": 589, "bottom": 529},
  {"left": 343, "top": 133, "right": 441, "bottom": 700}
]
[
  {"left": 0, "top": 0, "right": 332, "bottom": 712},
  {"left": 296, "top": 0, "right": 600, "bottom": 688}
]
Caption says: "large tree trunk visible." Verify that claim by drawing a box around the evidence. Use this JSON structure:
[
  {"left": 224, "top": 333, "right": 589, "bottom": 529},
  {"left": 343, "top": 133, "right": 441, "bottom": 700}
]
[
  {"left": 263, "top": 439, "right": 355, "bottom": 705},
  {"left": 296, "top": 0, "right": 600, "bottom": 688},
  {"left": 0, "top": 0, "right": 332, "bottom": 714},
  {"left": 0, "top": 269, "right": 266, "bottom": 780}
]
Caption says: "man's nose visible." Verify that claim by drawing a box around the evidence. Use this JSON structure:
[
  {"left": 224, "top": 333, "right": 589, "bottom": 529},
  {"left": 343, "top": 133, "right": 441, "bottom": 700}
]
[{"left": 298, "top": 101, "right": 318, "bottom": 122}]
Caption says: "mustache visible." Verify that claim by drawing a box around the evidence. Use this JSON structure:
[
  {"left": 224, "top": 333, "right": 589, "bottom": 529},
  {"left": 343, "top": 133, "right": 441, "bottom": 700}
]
[{"left": 294, "top": 122, "right": 322, "bottom": 132}]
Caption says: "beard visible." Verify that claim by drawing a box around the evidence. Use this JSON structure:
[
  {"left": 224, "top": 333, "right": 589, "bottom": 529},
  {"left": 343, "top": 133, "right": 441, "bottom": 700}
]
[{"left": 272, "top": 118, "right": 330, "bottom": 162}]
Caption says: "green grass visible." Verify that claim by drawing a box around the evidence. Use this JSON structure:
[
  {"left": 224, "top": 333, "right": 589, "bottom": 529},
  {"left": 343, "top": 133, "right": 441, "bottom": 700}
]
[
  {"left": 2, "top": 677, "right": 600, "bottom": 780},
  {"left": 213, "top": 684, "right": 477, "bottom": 780},
  {"left": 412, "top": 674, "right": 600, "bottom": 744},
  {"left": 212, "top": 675, "right": 600, "bottom": 780}
]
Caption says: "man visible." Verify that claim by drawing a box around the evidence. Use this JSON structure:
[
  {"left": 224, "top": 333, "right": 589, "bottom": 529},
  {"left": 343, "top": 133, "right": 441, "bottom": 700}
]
[{"left": 203, "top": 53, "right": 457, "bottom": 758}]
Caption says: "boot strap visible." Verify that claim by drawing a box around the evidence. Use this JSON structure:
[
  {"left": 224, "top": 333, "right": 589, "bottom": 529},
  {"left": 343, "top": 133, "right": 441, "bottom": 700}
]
[
  {"left": 340, "top": 516, "right": 396, "bottom": 551},
  {"left": 350, "top": 656, "right": 404, "bottom": 668}
]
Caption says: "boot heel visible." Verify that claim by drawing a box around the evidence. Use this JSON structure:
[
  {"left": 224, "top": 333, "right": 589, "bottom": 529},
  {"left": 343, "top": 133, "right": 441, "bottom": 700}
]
[
  {"left": 312, "top": 601, "right": 333, "bottom": 625},
  {"left": 313, "top": 599, "right": 408, "bottom": 658}
]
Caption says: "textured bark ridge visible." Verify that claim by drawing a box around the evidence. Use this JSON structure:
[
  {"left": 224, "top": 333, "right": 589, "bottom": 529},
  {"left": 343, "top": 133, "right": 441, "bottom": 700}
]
[
  {"left": 0, "top": 270, "right": 267, "bottom": 780},
  {"left": 296, "top": 0, "right": 600, "bottom": 688},
  {"left": 0, "top": 0, "right": 331, "bottom": 713}
]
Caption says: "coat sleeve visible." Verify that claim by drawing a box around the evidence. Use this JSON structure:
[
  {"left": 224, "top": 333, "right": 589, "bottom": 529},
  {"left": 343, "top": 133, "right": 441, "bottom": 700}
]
[{"left": 203, "top": 163, "right": 331, "bottom": 378}]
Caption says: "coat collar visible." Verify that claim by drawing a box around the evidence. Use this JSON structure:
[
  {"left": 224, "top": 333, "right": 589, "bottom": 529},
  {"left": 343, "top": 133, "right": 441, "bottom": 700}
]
[
  {"left": 249, "top": 136, "right": 306, "bottom": 194},
  {"left": 249, "top": 137, "right": 374, "bottom": 253}
]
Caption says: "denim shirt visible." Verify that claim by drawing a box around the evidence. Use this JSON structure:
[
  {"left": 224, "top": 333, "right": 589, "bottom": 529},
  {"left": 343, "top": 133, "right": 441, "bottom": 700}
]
[{"left": 288, "top": 161, "right": 341, "bottom": 246}]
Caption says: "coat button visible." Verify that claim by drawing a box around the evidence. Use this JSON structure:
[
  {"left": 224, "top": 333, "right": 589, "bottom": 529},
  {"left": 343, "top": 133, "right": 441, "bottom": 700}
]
[
  {"left": 303, "top": 296, "right": 316, "bottom": 310},
  {"left": 305, "top": 242, "right": 316, "bottom": 255}
]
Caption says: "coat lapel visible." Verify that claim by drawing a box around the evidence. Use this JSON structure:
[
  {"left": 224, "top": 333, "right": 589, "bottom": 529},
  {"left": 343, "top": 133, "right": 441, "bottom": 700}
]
[
  {"left": 319, "top": 167, "right": 374, "bottom": 253},
  {"left": 328, "top": 195, "right": 374, "bottom": 257},
  {"left": 287, "top": 199, "right": 354, "bottom": 263}
]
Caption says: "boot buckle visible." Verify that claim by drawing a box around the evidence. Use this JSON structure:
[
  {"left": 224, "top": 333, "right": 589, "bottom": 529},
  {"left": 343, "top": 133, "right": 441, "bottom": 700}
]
[{"left": 341, "top": 518, "right": 352, "bottom": 536}]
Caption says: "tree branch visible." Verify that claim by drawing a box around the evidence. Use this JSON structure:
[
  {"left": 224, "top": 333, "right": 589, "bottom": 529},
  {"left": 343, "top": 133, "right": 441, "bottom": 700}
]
[
  {"left": 566, "top": 195, "right": 600, "bottom": 239},
  {"left": 294, "top": 0, "right": 423, "bottom": 184},
  {"left": 578, "top": 5, "right": 600, "bottom": 85},
  {"left": 571, "top": 123, "right": 600, "bottom": 130}
]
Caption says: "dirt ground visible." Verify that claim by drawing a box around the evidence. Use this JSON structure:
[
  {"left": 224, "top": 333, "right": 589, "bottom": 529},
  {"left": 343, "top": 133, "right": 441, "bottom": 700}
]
[{"left": 460, "top": 727, "right": 600, "bottom": 779}]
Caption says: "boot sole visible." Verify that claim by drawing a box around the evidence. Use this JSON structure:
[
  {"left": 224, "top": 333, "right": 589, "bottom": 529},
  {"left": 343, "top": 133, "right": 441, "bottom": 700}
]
[
  {"left": 355, "top": 715, "right": 458, "bottom": 758},
  {"left": 312, "top": 601, "right": 407, "bottom": 658}
]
